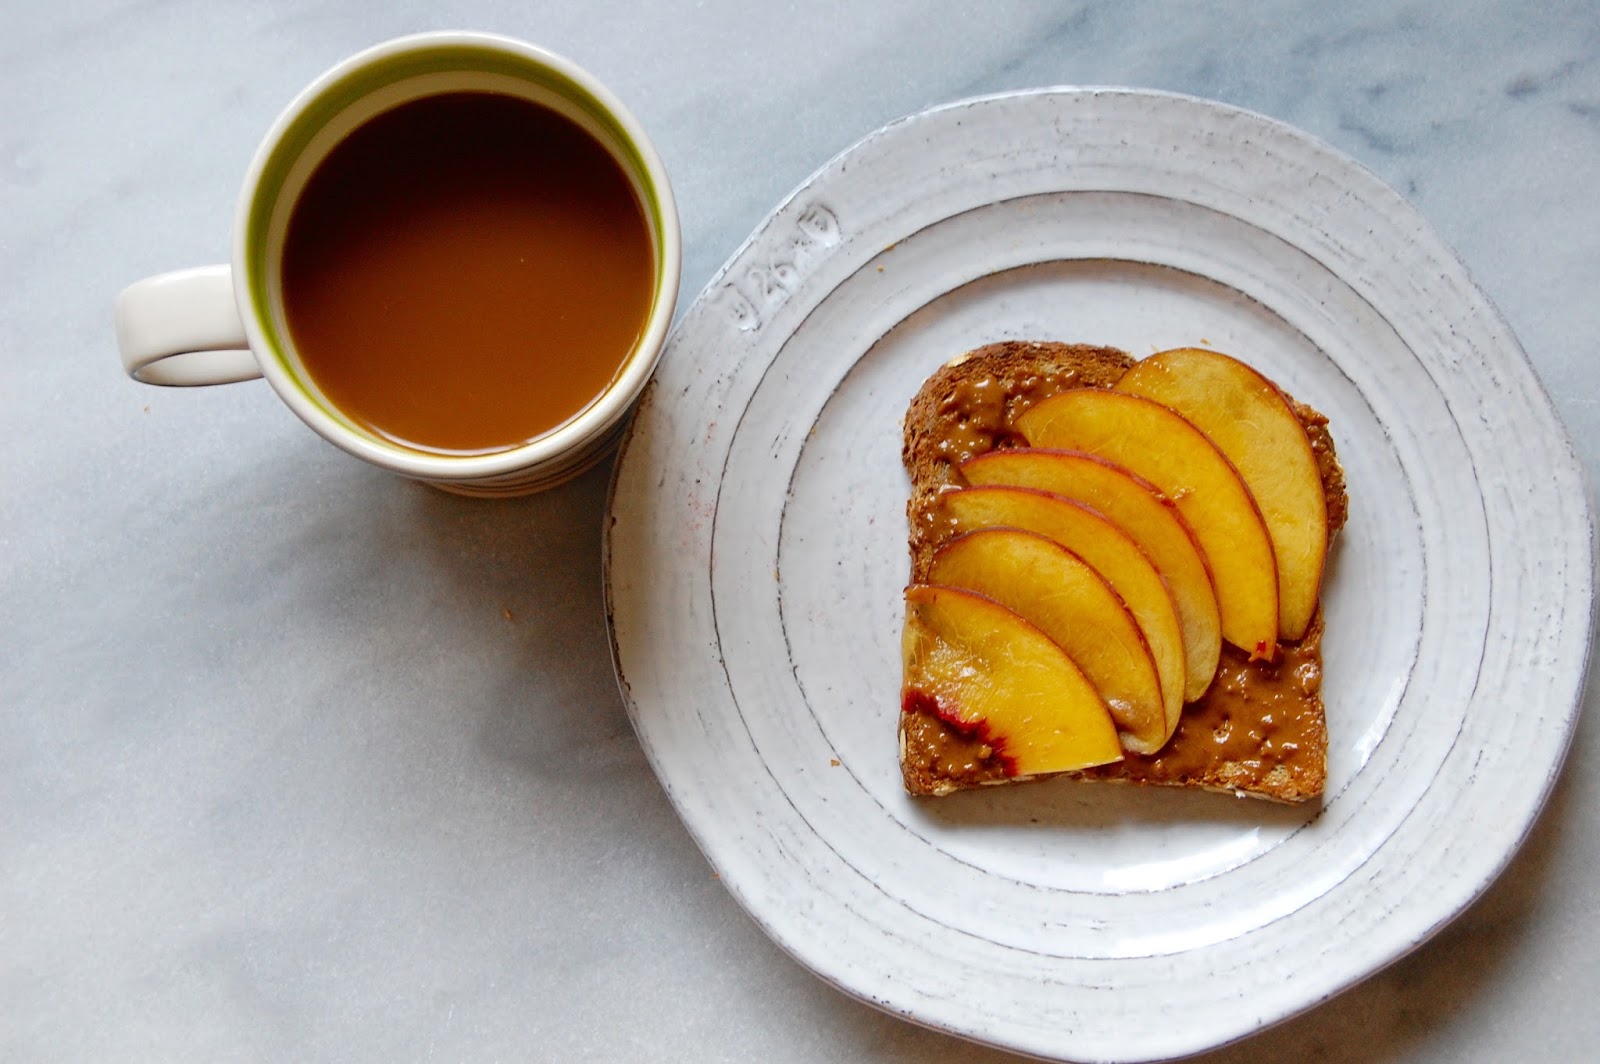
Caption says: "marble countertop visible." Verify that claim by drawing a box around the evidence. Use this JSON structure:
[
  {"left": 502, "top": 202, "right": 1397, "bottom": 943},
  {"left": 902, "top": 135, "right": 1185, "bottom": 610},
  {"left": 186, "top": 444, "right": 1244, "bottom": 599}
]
[{"left": 7, "top": 2, "right": 1598, "bottom": 1061}]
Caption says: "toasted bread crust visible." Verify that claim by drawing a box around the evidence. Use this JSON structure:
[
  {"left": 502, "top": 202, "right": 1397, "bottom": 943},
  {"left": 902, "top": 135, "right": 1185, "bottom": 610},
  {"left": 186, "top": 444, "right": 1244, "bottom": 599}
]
[{"left": 899, "top": 341, "right": 1347, "bottom": 801}]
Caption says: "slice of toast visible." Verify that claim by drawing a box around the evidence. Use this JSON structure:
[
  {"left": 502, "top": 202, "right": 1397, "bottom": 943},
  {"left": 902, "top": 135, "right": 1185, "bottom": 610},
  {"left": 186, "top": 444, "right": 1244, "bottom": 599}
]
[{"left": 899, "top": 341, "right": 1347, "bottom": 801}]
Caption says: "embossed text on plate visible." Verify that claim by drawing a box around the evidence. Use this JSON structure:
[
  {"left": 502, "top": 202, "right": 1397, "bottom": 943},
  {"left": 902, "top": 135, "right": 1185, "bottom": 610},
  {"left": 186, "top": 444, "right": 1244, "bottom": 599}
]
[{"left": 717, "top": 204, "right": 842, "bottom": 333}]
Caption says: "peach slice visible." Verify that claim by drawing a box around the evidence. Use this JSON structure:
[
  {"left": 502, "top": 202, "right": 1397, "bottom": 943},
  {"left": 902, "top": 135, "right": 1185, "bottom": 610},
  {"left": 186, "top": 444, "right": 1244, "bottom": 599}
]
[
  {"left": 1115, "top": 347, "right": 1329, "bottom": 641},
  {"left": 937, "top": 486, "right": 1185, "bottom": 742},
  {"left": 929, "top": 528, "right": 1167, "bottom": 753},
  {"left": 961, "top": 448, "right": 1223, "bottom": 702},
  {"left": 1016, "top": 389, "right": 1279, "bottom": 660},
  {"left": 902, "top": 584, "right": 1123, "bottom": 777}
]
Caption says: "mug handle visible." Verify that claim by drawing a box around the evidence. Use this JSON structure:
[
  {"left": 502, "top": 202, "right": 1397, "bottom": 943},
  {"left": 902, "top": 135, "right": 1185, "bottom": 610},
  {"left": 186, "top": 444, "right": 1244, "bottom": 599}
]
[{"left": 115, "top": 265, "right": 263, "bottom": 386}]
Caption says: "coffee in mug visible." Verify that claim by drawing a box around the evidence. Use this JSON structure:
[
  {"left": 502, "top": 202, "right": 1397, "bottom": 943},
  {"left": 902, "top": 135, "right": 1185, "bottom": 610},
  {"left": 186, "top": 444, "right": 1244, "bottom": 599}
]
[{"left": 114, "top": 32, "right": 681, "bottom": 495}]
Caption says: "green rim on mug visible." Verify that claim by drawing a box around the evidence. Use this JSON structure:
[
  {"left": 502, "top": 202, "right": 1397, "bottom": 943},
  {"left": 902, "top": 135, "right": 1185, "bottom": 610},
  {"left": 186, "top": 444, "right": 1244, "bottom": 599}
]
[{"left": 240, "top": 41, "right": 670, "bottom": 453}]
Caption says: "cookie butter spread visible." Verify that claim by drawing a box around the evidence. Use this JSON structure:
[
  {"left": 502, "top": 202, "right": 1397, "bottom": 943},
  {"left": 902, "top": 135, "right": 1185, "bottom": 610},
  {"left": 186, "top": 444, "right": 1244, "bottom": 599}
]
[
  {"left": 931, "top": 368, "right": 1081, "bottom": 463},
  {"left": 1085, "top": 613, "right": 1326, "bottom": 798},
  {"left": 909, "top": 354, "right": 1129, "bottom": 554},
  {"left": 899, "top": 341, "right": 1343, "bottom": 802}
]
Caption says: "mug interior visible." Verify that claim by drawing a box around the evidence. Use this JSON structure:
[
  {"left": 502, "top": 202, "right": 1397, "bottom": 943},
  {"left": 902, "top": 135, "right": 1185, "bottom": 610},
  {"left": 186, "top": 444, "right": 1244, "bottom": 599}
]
[{"left": 237, "top": 37, "right": 677, "bottom": 480}]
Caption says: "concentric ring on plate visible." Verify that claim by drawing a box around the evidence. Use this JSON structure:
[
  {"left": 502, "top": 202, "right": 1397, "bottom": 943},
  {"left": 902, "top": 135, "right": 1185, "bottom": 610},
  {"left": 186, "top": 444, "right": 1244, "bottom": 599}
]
[{"left": 711, "top": 190, "right": 1469, "bottom": 957}]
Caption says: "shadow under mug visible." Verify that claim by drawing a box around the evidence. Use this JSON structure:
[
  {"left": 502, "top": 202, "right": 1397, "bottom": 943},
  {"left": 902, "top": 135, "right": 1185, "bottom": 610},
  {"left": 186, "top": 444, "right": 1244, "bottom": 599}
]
[{"left": 113, "top": 31, "right": 681, "bottom": 497}]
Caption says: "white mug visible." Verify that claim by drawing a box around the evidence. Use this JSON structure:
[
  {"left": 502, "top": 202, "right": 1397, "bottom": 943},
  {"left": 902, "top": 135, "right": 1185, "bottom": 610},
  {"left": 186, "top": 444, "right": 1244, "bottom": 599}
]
[{"left": 114, "top": 32, "right": 680, "bottom": 496}]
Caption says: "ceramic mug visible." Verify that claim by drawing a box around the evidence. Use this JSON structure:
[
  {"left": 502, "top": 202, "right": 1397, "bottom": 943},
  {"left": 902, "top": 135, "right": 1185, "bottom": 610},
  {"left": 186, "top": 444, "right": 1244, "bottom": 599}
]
[{"left": 113, "top": 31, "right": 680, "bottom": 497}]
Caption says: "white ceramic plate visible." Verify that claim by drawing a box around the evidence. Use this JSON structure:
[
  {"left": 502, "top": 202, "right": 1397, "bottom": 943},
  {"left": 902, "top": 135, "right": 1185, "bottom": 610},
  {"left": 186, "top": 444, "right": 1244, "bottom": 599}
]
[{"left": 604, "top": 89, "right": 1594, "bottom": 1062}]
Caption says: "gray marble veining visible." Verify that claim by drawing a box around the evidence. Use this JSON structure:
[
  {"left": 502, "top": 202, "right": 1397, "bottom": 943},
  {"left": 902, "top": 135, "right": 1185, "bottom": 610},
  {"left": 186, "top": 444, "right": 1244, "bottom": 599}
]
[{"left": 5, "top": 2, "right": 1598, "bottom": 1061}]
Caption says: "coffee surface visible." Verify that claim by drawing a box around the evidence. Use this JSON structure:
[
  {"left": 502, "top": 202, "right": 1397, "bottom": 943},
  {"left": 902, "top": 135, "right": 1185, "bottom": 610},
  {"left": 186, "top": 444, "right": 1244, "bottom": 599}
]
[{"left": 282, "top": 91, "right": 654, "bottom": 455}]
